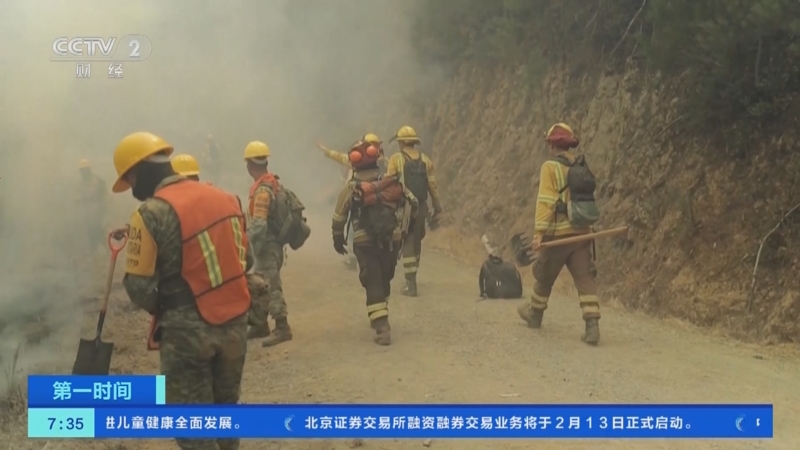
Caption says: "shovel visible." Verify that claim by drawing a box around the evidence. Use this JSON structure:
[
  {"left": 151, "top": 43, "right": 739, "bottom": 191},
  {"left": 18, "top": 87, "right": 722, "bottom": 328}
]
[{"left": 72, "top": 230, "right": 128, "bottom": 375}]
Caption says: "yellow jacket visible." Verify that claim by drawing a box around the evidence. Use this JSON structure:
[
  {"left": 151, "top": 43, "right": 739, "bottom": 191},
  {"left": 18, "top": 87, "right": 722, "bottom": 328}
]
[
  {"left": 385, "top": 147, "right": 441, "bottom": 210},
  {"left": 534, "top": 151, "right": 592, "bottom": 239},
  {"left": 323, "top": 149, "right": 350, "bottom": 167}
]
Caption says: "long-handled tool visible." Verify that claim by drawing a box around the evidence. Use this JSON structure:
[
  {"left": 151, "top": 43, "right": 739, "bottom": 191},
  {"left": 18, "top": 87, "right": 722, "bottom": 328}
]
[
  {"left": 510, "top": 227, "right": 629, "bottom": 266},
  {"left": 539, "top": 226, "right": 628, "bottom": 248},
  {"left": 71, "top": 231, "right": 128, "bottom": 375}
]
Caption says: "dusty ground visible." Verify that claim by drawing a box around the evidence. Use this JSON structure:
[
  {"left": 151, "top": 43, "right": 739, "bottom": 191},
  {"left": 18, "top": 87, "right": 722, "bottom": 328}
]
[{"left": 2, "top": 216, "right": 799, "bottom": 450}]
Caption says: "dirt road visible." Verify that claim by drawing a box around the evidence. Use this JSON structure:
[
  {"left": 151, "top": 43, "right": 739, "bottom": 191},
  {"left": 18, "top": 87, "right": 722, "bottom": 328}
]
[{"left": 6, "top": 218, "right": 799, "bottom": 450}]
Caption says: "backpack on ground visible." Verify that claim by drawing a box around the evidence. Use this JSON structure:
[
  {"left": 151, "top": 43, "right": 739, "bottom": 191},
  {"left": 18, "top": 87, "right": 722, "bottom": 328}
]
[
  {"left": 401, "top": 151, "right": 429, "bottom": 204},
  {"left": 353, "top": 176, "right": 405, "bottom": 243},
  {"left": 479, "top": 255, "right": 523, "bottom": 299},
  {"left": 552, "top": 154, "right": 600, "bottom": 227},
  {"left": 270, "top": 183, "right": 311, "bottom": 250}
]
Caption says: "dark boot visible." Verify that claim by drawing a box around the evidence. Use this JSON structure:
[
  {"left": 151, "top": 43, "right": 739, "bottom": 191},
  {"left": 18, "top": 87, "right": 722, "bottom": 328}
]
[
  {"left": 401, "top": 278, "right": 418, "bottom": 297},
  {"left": 517, "top": 304, "right": 544, "bottom": 329},
  {"left": 581, "top": 318, "right": 600, "bottom": 345},
  {"left": 261, "top": 318, "right": 292, "bottom": 347},
  {"left": 247, "top": 325, "right": 270, "bottom": 340},
  {"left": 372, "top": 317, "right": 391, "bottom": 346}
]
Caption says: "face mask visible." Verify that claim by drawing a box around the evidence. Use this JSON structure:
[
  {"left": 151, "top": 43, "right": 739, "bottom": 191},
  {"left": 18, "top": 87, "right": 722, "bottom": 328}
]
[{"left": 131, "top": 161, "right": 172, "bottom": 201}]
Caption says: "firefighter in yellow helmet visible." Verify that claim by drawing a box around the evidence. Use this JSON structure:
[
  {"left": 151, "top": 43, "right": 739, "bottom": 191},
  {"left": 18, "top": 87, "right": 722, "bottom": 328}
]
[
  {"left": 75, "top": 158, "right": 108, "bottom": 255},
  {"left": 112, "top": 132, "right": 251, "bottom": 450},
  {"left": 516, "top": 123, "right": 601, "bottom": 345},
  {"left": 243, "top": 141, "right": 294, "bottom": 347},
  {"left": 315, "top": 133, "right": 387, "bottom": 269},
  {"left": 172, "top": 152, "right": 274, "bottom": 341},
  {"left": 331, "top": 139, "right": 417, "bottom": 345},
  {"left": 316, "top": 133, "right": 387, "bottom": 178},
  {"left": 170, "top": 154, "right": 201, "bottom": 181},
  {"left": 385, "top": 126, "right": 443, "bottom": 297}
]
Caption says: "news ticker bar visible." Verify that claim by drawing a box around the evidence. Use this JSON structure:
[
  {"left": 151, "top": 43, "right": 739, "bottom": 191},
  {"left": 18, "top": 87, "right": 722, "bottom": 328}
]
[{"left": 28, "top": 405, "right": 773, "bottom": 439}]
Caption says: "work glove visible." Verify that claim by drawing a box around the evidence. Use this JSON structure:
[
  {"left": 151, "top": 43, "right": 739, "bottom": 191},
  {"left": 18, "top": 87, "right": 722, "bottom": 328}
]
[{"left": 333, "top": 234, "right": 348, "bottom": 255}]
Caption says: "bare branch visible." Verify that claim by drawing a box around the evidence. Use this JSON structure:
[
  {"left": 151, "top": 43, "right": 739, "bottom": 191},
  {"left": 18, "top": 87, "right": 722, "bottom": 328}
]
[
  {"left": 748, "top": 201, "right": 800, "bottom": 312},
  {"left": 609, "top": 0, "right": 648, "bottom": 58}
]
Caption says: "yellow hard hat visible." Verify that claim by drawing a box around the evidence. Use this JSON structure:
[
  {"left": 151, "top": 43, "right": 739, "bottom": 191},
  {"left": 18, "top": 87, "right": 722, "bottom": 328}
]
[
  {"left": 363, "top": 133, "right": 381, "bottom": 144},
  {"left": 112, "top": 132, "right": 174, "bottom": 193},
  {"left": 394, "top": 126, "right": 420, "bottom": 143},
  {"left": 545, "top": 123, "right": 574, "bottom": 139},
  {"left": 243, "top": 141, "right": 270, "bottom": 160},
  {"left": 78, "top": 159, "right": 91, "bottom": 169},
  {"left": 171, "top": 153, "right": 201, "bottom": 177}
]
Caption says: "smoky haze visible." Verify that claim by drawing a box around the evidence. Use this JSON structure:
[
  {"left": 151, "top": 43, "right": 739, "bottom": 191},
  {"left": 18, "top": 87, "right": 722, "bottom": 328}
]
[{"left": 0, "top": 0, "right": 439, "bottom": 378}]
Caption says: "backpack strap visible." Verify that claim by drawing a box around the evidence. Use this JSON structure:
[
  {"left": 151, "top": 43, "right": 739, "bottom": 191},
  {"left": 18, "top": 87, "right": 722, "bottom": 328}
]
[{"left": 551, "top": 156, "right": 572, "bottom": 195}]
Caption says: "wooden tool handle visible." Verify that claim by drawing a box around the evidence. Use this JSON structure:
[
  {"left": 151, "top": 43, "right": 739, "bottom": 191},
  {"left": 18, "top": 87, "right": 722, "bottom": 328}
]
[{"left": 539, "top": 226, "right": 629, "bottom": 248}]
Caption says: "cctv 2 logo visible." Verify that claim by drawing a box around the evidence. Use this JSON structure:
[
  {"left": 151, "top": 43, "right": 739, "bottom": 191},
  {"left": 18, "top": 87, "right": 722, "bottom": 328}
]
[{"left": 51, "top": 35, "right": 153, "bottom": 61}]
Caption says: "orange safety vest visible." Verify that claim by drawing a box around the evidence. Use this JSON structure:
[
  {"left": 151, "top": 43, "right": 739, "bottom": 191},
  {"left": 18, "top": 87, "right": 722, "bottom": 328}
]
[
  {"left": 247, "top": 173, "right": 280, "bottom": 218},
  {"left": 155, "top": 180, "right": 251, "bottom": 325}
]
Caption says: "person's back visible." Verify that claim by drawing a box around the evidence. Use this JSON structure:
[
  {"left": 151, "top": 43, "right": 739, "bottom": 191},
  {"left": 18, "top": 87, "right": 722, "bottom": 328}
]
[
  {"left": 140, "top": 176, "right": 250, "bottom": 328},
  {"left": 331, "top": 139, "right": 416, "bottom": 345},
  {"left": 114, "top": 131, "right": 251, "bottom": 450}
]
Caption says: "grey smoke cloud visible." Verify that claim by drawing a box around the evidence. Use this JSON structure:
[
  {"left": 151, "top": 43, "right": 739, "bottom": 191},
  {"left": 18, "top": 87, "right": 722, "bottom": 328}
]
[{"left": 0, "top": 0, "right": 439, "bottom": 379}]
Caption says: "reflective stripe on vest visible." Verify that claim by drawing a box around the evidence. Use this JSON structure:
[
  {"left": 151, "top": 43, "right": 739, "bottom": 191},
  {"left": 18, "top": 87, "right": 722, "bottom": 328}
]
[{"left": 155, "top": 180, "right": 250, "bottom": 325}]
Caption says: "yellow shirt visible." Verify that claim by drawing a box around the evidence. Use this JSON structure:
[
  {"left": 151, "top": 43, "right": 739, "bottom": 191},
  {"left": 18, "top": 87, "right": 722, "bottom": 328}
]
[
  {"left": 385, "top": 148, "right": 441, "bottom": 209},
  {"left": 534, "top": 151, "right": 592, "bottom": 239}
]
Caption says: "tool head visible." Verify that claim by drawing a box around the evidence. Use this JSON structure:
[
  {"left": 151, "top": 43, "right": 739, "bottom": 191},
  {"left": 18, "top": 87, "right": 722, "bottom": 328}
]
[
  {"left": 72, "top": 339, "right": 114, "bottom": 375},
  {"left": 510, "top": 232, "right": 536, "bottom": 267}
]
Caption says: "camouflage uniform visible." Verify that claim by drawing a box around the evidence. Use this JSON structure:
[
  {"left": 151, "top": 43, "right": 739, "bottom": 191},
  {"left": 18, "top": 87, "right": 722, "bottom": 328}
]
[
  {"left": 245, "top": 272, "right": 271, "bottom": 339},
  {"left": 385, "top": 147, "right": 442, "bottom": 296},
  {"left": 332, "top": 167, "right": 417, "bottom": 345},
  {"left": 122, "top": 175, "right": 249, "bottom": 450},
  {"left": 247, "top": 177, "right": 292, "bottom": 346}
]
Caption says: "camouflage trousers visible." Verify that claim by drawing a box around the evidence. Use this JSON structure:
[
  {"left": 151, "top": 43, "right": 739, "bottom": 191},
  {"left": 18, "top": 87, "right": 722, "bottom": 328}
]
[
  {"left": 527, "top": 236, "right": 601, "bottom": 321},
  {"left": 246, "top": 273, "right": 270, "bottom": 328},
  {"left": 254, "top": 240, "right": 288, "bottom": 320},
  {"left": 353, "top": 242, "right": 399, "bottom": 324},
  {"left": 160, "top": 322, "right": 248, "bottom": 450},
  {"left": 401, "top": 203, "right": 427, "bottom": 280}
]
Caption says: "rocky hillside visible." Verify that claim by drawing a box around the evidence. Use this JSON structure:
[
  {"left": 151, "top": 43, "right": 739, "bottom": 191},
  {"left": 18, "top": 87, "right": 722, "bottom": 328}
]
[{"left": 396, "top": 61, "right": 800, "bottom": 343}]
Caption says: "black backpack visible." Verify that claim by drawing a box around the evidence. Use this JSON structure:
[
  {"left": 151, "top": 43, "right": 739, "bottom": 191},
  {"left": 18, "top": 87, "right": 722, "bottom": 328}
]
[
  {"left": 268, "top": 182, "right": 311, "bottom": 250},
  {"left": 401, "top": 151, "right": 428, "bottom": 204},
  {"left": 479, "top": 255, "right": 523, "bottom": 299},
  {"left": 552, "top": 154, "right": 600, "bottom": 228}
]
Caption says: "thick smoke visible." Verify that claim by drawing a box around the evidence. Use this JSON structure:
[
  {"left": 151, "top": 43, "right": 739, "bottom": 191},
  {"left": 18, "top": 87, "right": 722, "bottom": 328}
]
[{"left": 0, "top": 0, "right": 437, "bottom": 381}]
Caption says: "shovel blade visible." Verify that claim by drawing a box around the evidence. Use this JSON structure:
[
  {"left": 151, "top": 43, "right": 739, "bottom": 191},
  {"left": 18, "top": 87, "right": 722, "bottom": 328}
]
[{"left": 72, "top": 338, "right": 114, "bottom": 375}]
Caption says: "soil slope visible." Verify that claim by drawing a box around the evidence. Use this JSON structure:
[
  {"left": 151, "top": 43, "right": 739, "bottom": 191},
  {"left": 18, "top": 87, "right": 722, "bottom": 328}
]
[{"left": 396, "top": 63, "right": 800, "bottom": 342}]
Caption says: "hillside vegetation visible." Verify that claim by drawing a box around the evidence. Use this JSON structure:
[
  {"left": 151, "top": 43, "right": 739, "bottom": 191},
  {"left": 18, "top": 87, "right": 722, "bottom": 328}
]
[{"left": 401, "top": 0, "right": 800, "bottom": 342}]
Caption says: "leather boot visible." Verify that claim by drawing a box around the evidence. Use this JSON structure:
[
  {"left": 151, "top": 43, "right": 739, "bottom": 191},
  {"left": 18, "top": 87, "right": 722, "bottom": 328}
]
[
  {"left": 581, "top": 318, "right": 600, "bottom": 345},
  {"left": 247, "top": 325, "right": 270, "bottom": 340},
  {"left": 401, "top": 277, "right": 417, "bottom": 297},
  {"left": 517, "top": 304, "right": 544, "bottom": 329},
  {"left": 372, "top": 317, "right": 391, "bottom": 346},
  {"left": 261, "top": 318, "right": 292, "bottom": 347}
]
